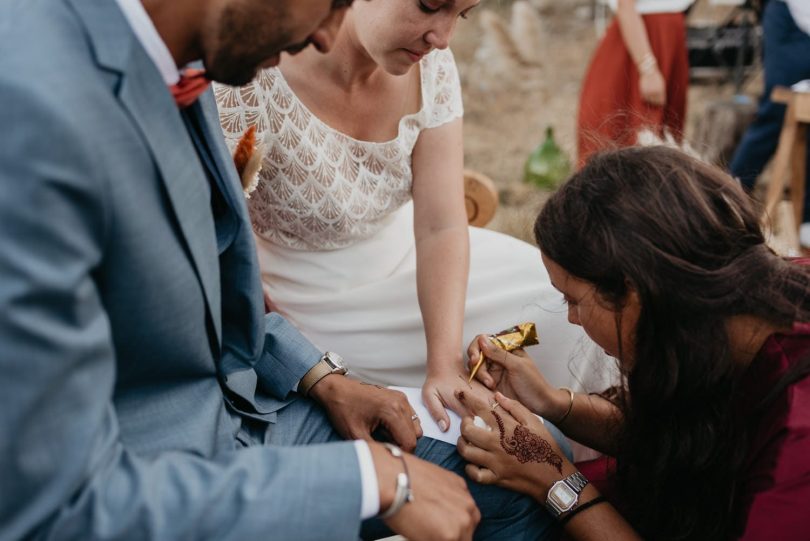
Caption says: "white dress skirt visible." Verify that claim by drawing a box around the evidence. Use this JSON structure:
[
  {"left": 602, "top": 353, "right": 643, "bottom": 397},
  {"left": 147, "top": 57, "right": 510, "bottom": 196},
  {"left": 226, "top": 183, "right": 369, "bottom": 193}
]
[
  {"left": 215, "top": 48, "right": 615, "bottom": 393},
  {"left": 255, "top": 200, "right": 611, "bottom": 391}
]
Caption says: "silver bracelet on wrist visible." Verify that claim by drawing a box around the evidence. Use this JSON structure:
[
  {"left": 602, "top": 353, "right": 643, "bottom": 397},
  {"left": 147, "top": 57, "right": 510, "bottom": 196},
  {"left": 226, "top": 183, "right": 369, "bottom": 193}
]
[
  {"left": 378, "top": 443, "right": 414, "bottom": 519},
  {"left": 637, "top": 52, "right": 658, "bottom": 75}
]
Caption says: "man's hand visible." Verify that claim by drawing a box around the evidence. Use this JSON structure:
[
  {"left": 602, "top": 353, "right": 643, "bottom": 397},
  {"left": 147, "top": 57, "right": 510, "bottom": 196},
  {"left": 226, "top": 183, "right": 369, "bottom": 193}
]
[
  {"left": 369, "top": 442, "right": 480, "bottom": 541},
  {"left": 308, "top": 375, "right": 423, "bottom": 451}
]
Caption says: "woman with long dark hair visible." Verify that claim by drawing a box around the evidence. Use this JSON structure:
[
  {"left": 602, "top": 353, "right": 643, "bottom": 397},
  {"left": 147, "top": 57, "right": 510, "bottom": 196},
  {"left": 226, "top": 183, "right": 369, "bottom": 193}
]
[{"left": 456, "top": 146, "right": 810, "bottom": 540}]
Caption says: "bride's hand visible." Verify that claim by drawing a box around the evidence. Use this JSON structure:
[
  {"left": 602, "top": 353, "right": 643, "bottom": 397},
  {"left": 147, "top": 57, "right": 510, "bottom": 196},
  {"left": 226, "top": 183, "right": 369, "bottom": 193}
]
[
  {"left": 467, "top": 335, "right": 563, "bottom": 418},
  {"left": 422, "top": 369, "right": 493, "bottom": 432}
]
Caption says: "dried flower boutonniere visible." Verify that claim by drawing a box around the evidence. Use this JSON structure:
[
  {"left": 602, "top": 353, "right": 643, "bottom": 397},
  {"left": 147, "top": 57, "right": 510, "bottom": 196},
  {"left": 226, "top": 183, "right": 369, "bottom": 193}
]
[{"left": 232, "top": 125, "right": 265, "bottom": 198}]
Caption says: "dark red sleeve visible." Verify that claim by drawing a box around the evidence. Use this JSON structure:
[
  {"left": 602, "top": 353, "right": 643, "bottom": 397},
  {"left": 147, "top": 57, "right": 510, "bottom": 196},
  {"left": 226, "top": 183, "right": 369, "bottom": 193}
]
[{"left": 737, "top": 381, "right": 810, "bottom": 540}]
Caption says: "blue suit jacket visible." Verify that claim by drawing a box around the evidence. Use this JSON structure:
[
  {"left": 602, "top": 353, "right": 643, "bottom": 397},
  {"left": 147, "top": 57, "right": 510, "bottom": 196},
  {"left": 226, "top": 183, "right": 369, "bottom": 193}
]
[{"left": 0, "top": 0, "right": 362, "bottom": 539}]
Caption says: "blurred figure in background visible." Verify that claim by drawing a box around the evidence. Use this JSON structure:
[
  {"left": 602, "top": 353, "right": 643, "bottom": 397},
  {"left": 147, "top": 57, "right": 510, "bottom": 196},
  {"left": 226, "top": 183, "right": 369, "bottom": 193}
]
[
  {"left": 730, "top": 0, "right": 810, "bottom": 247},
  {"left": 577, "top": 0, "right": 693, "bottom": 166}
]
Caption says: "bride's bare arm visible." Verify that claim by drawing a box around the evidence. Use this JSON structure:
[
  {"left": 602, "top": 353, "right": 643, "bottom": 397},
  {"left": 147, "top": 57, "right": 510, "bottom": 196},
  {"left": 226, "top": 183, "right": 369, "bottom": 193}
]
[{"left": 411, "top": 116, "right": 473, "bottom": 430}]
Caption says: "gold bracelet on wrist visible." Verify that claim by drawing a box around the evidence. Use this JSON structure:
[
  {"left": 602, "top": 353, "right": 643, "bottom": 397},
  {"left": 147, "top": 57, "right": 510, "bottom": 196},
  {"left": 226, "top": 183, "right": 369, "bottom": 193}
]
[{"left": 555, "top": 387, "right": 575, "bottom": 426}]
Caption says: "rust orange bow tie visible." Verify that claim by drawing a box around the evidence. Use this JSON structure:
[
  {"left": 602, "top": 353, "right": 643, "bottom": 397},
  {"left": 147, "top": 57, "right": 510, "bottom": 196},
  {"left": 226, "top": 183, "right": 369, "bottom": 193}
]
[{"left": 169, "top": 68, "right": 210, "bottom": 108}]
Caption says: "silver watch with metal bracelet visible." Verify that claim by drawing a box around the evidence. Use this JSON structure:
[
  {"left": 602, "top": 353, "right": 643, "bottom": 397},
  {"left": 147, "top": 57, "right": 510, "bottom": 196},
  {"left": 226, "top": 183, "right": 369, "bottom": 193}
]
[{"left": 545, "top": 471, "right": 589, "bottom": 518}]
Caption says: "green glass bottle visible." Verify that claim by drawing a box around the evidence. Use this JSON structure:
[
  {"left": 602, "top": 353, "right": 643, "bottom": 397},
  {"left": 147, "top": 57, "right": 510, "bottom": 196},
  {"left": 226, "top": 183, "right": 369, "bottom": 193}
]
[{"left": 523, "top": 126, "right": 571, "bottom": 190}]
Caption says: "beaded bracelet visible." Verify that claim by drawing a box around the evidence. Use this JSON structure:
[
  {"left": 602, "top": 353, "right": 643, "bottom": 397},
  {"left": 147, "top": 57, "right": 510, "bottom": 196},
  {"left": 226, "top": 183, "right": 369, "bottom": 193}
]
[
  {"left": 559, "top": 496, "right": 607, "bottom": 526},
  {"left": 379, "top": 443, "right": 414, "bottom": 519}
]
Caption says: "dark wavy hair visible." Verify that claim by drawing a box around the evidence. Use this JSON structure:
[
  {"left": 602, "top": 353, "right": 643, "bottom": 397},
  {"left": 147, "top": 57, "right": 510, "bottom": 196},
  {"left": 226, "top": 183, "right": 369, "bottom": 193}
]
[{"left": 534, "top": 146, "right": 810, "bottom": 540}]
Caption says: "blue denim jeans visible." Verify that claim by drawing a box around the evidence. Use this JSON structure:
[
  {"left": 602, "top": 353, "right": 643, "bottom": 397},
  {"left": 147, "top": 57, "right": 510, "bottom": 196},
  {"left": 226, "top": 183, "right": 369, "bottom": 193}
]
[
  {"left": 361, "top": 431, "right": 570, "bottom": 541},
  {"left": 247, "top": 395, "right": 572, "bottom": 541},
  {"left": 730, "top": 0, "right": 810, "bottom": 220}
]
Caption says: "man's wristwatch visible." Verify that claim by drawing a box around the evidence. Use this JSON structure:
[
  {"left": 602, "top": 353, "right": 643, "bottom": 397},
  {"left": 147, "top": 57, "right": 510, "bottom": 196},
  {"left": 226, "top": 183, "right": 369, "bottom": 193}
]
[
  {"left": 299, "top": 351, "right": 347, "bottom": 397},
  {"left": 545, "top": 471, "right": 589, "bottom": 519}
]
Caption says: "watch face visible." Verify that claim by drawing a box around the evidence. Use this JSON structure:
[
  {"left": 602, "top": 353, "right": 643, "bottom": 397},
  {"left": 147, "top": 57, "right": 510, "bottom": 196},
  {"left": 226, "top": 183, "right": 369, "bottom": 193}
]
[
  {"left": 548, "top": 483, "right": 577, "bottom": 511},
  {"left": 324, "top": 352, "right": 346, "bottom": 372}
]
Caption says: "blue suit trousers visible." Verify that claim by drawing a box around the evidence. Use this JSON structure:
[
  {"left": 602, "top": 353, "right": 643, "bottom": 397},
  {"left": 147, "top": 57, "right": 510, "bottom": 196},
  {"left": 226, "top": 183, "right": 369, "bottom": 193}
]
[{"left": 237, "top": 397, "right": 572, "bottom": 541}]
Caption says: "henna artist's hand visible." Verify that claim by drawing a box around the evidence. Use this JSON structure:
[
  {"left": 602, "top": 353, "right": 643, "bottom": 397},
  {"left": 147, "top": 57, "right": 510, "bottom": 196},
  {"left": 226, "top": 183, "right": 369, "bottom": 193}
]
[
  {"left": 466, "top": 335, "right": 567, "bottom": 419},
  {"left": 455, "top": 390, "right": 573, "bottom": 502}
]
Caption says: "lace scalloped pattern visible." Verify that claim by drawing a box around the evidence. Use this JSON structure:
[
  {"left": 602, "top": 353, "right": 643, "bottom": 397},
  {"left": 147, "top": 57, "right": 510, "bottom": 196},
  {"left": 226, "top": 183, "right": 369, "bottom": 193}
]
[{"left": 215, "top": 48, "right": 463, "bottom": 250}]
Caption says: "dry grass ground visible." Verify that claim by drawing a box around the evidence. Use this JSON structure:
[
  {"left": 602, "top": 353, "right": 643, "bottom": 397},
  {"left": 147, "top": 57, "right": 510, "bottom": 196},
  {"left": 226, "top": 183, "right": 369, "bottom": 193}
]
[{"left": 451, "top": 0, "right": 764, "bottom": 243}]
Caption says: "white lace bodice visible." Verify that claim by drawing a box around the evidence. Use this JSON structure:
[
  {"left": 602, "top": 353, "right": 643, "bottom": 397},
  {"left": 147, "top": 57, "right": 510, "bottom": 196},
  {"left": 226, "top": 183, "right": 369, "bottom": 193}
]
[{"left": 215, "top": 48, "right": 463, "bottom": 250}]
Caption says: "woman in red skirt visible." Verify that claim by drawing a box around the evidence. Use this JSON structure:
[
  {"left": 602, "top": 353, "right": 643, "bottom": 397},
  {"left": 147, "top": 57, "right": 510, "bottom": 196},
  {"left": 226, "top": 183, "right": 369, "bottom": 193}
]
[{"left": 577, "top": 0, "right": 692, "bottom": 166}]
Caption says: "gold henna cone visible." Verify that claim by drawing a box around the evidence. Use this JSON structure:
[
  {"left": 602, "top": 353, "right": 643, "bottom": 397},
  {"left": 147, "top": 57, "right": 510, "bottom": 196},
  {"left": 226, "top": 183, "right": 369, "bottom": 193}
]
[{"left": 468, "top": 322, "right": 539, "bottom": 383}]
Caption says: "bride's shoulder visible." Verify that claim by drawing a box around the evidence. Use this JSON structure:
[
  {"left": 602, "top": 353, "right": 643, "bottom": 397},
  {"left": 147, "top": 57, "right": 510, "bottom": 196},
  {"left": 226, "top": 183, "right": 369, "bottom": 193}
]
[
  {"left": 422, "top": 48, "right": 458, "bottom": 76},
  {"left": 420, "top": 48, "right": 460, "bottom": 93},
  {"left": 419, "top": 48, "right": 463, "bottom": 126},
  {"left": 214, "top": 67, "right": 289, "bottom": 143}
]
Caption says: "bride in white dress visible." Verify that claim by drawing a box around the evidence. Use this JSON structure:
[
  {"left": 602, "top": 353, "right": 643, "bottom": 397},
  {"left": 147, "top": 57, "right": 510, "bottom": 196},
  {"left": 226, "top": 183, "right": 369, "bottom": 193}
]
[{"left": 215, "top": 0, "right": 608, "bottom": 433}]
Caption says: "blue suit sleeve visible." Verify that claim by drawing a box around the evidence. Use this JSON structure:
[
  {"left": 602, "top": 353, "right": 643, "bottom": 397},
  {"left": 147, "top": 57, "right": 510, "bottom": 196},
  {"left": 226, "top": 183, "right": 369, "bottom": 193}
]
[
  {"left": 254, "top": 312, "right": 324, "bottom": 398},
  {"left": 0, "top": 75, "right": 361, "bottom": 541}
]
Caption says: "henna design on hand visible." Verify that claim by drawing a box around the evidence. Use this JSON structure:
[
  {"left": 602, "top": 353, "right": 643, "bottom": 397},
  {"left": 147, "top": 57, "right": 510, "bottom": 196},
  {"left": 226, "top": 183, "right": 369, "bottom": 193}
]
[{"left": 492, "top": 411, "right": 563, "bottom": 474}]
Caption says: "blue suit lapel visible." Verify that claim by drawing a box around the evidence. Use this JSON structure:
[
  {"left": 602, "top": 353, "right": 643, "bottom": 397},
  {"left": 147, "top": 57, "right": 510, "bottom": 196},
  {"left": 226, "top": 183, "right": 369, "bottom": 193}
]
[
  {"left": 197, "top": 93, "right": 244, "bottom": 209},
  {"left": 183, "top": 95, "right": 241, "bottom": 253},
  {"left": 118, "top": 75, "right": 223, "bottom": 348},
  {"left": 66, "top": 0, "right": 223, "bottom": 349}
]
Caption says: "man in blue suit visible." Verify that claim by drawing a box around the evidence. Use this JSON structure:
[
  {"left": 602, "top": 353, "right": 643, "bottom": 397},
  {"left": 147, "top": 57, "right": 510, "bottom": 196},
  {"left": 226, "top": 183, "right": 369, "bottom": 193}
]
[{"left": 0, "top": 1, "right": 568, "bottom": 539}]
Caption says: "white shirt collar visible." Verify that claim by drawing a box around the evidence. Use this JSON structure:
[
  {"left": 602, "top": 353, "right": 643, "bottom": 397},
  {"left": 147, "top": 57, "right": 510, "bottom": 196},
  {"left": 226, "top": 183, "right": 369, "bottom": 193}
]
[{"left": 114, "top": 0, "right": 180, "bottom": 85}]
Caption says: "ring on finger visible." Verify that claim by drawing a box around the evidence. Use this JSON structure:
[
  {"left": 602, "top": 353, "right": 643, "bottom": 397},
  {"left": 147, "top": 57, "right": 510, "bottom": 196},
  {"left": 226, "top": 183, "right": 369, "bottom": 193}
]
[{"left": 490, "top": 402, "right": 500, "bottom": 411}]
